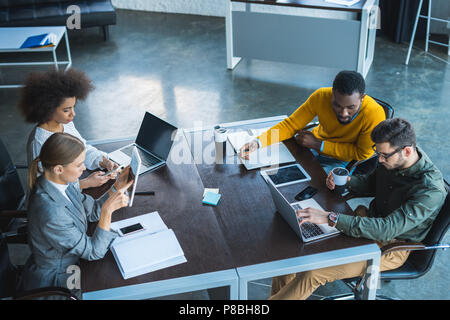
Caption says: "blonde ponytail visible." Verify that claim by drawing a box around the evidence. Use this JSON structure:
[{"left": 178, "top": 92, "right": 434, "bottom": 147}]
[{"left": 27, "top": 156, "right": 42, "bottom": 191}]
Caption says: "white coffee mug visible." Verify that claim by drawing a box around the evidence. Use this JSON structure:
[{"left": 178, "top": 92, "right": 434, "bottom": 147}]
[{"left": 332, "top": 167, "right": 349, "bottom": 186}]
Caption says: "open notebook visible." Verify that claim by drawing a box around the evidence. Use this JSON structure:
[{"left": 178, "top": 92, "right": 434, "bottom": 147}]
[
  {"left": 228, "top": 127, "right": 295, "bottom": 170},
  {"left": 110, "top": 212, "right": 186, "bottom": 279}
]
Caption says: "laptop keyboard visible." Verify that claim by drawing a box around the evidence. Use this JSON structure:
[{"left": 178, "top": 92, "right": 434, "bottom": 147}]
[
  {"left": 121, "top": 146, "right": 161, "bottom": 168},
  {"left": 292, "top": 203, "right": 325, "bottom": 239}
]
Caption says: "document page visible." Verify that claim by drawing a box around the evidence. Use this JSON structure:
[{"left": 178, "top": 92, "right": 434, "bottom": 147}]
[
  {"left": 112, "top": 229, "right": 185, "bottom": 275},
  {"left": 228, "top": 127, "right": 295, "bottom": 170},
  {"left": 324, "top": 0, "right": 361, "bottom": 7}
]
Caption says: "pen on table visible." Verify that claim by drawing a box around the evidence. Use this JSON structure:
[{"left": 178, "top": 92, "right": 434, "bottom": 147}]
[{"left": 134, "top": 191, "right": 155, "bottom": 196}]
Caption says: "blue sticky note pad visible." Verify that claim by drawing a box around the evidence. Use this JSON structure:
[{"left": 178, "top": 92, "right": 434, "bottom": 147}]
[{"left": 202, "top": 191, "right": 221, "bottom": 206}]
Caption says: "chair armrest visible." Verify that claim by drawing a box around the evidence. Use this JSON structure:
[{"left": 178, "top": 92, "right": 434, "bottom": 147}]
[
  {"left": 343, "top": 193, "right": 374, "bottom": 201},
  {"left": 0, "top": 210, "right": 27, "bottom": 220},
  {"left": 346, "top": 154, "right": 377, "bottom": 173},
  {"left": 380, "top": 242, "right": 426, "bottom": 256},
  {"left": 14, "top": 286, "right": 78, "bottom": 300},
  {"left": 381, "top": 242, "right": 450, "bottom": 257},
  {"left": 1, "top": 225, "right": 28, "bottom": 244}
]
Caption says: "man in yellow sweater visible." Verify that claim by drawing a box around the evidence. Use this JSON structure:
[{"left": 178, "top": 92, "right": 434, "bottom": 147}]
[{"left": 239, "top": 71, "right": 386, "bottom": 173}]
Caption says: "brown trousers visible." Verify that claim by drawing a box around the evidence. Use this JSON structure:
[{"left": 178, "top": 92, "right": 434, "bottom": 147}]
[{"left": 269, "top": 206, "right": 410, "bottom": 300}]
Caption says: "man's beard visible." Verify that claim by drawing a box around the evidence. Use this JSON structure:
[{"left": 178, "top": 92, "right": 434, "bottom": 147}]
[
  {"left": 337, "top": 116, "right": 352, "bottom": 125},
  {"left": 382, "top": 158, "right": 407, "bottom": 170}
]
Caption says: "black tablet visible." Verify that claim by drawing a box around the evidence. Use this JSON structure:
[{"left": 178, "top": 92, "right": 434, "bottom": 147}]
[{"left": 261, "top": 164, "right": 311, "bottom": 187}]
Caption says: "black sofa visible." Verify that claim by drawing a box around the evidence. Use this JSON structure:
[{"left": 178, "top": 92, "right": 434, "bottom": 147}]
[{"left": 0, "top": 0, "right": 116, "bottom": 41}]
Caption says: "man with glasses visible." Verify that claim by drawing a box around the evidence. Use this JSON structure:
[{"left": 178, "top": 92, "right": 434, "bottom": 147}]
[
  {"left": 239, "top": 70, "right": 386, "bottom": 174},
  {"left": 270, "top": 118, "right": 447, "bottom": 300}
]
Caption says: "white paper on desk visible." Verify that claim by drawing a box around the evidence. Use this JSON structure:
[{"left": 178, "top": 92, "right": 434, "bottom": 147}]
[
  {"left": 110, "top": 212, "right": 186, "bottom": 279},
  {"left": 227, "top": 127, "right": 295, "bottom": 170},
  {"left": 324, "top": 0, "right": 361, "bottom": 7},
  {"left": 111, "top": 229, "right": 186, "bottom": 279}
]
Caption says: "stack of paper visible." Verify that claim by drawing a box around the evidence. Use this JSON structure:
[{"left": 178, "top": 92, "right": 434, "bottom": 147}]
[
  {"left": 324, "top": 0, "right": 361, "bottom": 7},
  {"left": 110, "top": 212, "right": 186, "bottom": 279},
  {"left": 227, "top": 127, "right": 295, "bottom": 170}
]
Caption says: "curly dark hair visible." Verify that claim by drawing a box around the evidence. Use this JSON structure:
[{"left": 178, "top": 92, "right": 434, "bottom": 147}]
[
  {"left": 17, "top": 68, "right": 94, "bottom": 124},
  {"left": 333, "top": 70, "right": 365, "bottom": 97}
]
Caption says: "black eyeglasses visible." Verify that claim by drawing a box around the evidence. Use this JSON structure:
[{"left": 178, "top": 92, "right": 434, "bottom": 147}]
[{"left": 372, "top": 144, "right": 411, "bottom": 160}]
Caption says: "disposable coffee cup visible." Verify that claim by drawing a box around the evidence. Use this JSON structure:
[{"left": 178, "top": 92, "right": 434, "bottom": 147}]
[
  {"left": 214, "top": 125, "right": 227, "bottom": 164},
  {"left": 332, "top": 167, "right": 349, "bottom": 195}
]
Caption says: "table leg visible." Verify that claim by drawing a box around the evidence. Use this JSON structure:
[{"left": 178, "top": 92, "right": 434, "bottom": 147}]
[
  {"left": 405, "top": 0, "right": 424, "bottom": 65},
  {"left": 64, "top": 29, "right": 72, "bottom": 70},
  {"left": 52, "top": 47, "right": 59, "bottom": 71},
  {"left": 226, "top": 0, "right": 242, "bottom": 70},
  {"left": 238, "top": 278, "right": 249, "bottom": 300},
  {"left": 360, "top": 251, "right": 381, "bottom": 300}
]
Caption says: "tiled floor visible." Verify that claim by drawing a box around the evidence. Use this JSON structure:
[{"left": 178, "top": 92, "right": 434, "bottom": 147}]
[{"left": 2, "top": 9, "right": 449, "bottom": 300}]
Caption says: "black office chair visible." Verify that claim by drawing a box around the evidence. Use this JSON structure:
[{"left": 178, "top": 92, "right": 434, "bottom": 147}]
[
  {"left": 303, "top": 96, "right": 394, "bottom": 176},
  {"left": 345, "top": 97, "right": 394, "bottom": 175},
  {"left": 323, "top": 180, "right": 450, "bottom": 300},
  {"left": 0, "top": 138, "right": 27, "bottom": 234},
  {"left": 0, "top": 228, "right": 78, "bottom": 300}
]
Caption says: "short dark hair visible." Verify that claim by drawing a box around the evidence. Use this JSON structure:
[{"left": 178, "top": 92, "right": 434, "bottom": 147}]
[
  {"left": 371, "top": 118, "right": 416, "bottom": 148},
  {"left": 332, "top": 71, "right": 365, "bottom": 96},
  {"left": 17, "top": 68, "right": 94, "bottom": 124}
]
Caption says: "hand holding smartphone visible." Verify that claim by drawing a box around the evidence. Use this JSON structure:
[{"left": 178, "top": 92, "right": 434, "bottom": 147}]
[{"left": 103, "top": 165, "right": 123, "bottom": 177}]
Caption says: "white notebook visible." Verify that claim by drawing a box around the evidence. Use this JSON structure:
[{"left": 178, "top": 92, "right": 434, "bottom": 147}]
[
  {"left": 110, "top": 212, "right": 187, "bottom": 279},
  {"left": 324, "top": 0, "right": 361, "bottom": 7},
  {"left": 228, "top": 127, "right": 295, "bottom": 170}
]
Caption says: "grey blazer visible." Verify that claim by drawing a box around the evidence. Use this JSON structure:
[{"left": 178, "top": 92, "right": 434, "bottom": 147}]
[{"left": 21, "top": 176, "right": 117, "bottom": 291}]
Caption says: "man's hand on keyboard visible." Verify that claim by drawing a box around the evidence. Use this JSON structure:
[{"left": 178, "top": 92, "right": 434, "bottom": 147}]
[{"left": 296, "top": 207, "right": 329, "bottom": 225}]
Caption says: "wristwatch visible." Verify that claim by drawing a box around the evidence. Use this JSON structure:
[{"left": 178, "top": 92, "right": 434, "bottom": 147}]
[{"left": 328, "top": 212, "right": 340, "bottom": 228}]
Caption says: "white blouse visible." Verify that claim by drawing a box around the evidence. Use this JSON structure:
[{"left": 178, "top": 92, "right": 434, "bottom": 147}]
[
  {"left": 31, "top": 121, "right": 107, "bottom": 170},
  {"left": 46, "top": 178, "right": 71, "bottom": 203}
]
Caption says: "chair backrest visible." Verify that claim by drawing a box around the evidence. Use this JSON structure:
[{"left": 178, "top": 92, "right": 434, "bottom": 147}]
[
  {"left": 370, "top": 96, "right": 395, "bottom": 120},
  {"left": 349, "top": 96, "right": 394, "bottom": 175},
  {"left": 26, "top": 126, "right": 37, "bottom": 168},
  {"left": 407, "top": 181, "right": 450, "bottom": 276},
  {"left": 0, "top": 231, "right": 19, "bottom": 299},
  {"left": 0, "top": 138, "right": 25, "bottom": 212}
]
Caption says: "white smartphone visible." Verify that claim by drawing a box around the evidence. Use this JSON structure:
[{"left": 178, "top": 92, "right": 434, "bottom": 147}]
[
  {"left": 118, "top": 222, "right": 145, "bottom": 237},
  {"left": 102, "top": 165, "right": 123, "bottom": 176}
]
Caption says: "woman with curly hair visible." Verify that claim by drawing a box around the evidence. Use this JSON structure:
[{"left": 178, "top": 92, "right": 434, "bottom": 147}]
[{"left": 17, "top": 68, "right": 118, "bottom": 190}]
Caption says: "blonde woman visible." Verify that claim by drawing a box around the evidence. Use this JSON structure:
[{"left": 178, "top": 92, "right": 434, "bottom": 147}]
[{"left": 21, "top": 133, "right": 133, "bottom": 294}]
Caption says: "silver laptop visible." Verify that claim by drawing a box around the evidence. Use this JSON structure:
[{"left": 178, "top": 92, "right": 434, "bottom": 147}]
[
  {"left": 108, "top": 112, "right": 177, "bottom": 175},
  {"left": 267, "top": 181, "right": 340, "bottom": 242}
]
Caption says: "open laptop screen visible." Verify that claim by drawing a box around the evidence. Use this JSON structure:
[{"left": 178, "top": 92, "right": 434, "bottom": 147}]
[{"left": 135, "top": 112, "right": 178, "bottom": 161}]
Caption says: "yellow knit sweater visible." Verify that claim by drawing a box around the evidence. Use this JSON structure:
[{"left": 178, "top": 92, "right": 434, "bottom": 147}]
[{"left": 257, "top": 87, "right": 386, "bottom": 162}]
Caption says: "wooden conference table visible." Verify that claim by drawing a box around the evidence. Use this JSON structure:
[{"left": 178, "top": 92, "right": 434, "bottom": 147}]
[{"left": 81, "top": 116, "right": 380, "bottom": 300}]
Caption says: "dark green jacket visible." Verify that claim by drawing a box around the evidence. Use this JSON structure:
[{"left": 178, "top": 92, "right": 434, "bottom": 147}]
[{"left": 337, "top": 147, "right": 446, "bottom": 243}]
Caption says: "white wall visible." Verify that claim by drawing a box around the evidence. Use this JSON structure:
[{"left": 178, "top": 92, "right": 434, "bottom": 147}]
[
  {"left": 112, "top": 0, "right": 227, "bottom": 17},
  {"left": 111, "top": 0, "right": 357, "bottom": 20}
]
